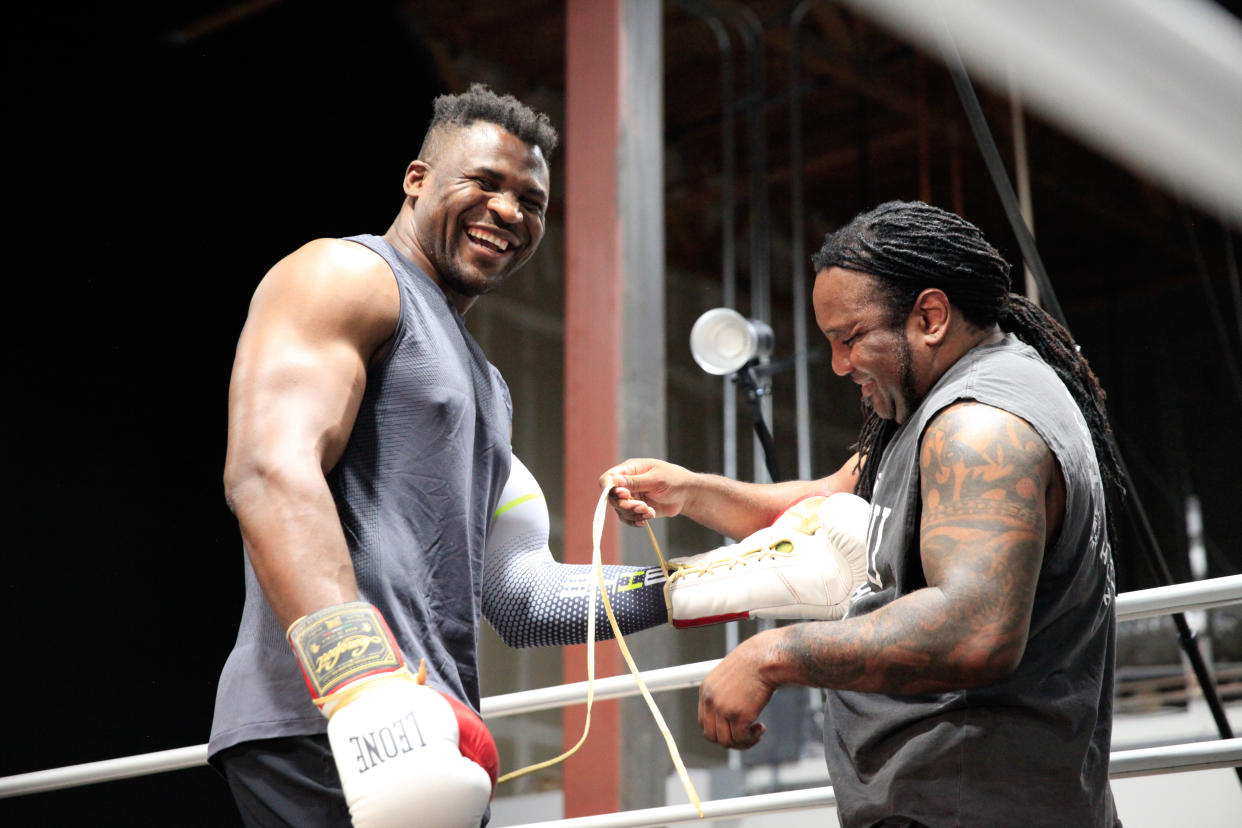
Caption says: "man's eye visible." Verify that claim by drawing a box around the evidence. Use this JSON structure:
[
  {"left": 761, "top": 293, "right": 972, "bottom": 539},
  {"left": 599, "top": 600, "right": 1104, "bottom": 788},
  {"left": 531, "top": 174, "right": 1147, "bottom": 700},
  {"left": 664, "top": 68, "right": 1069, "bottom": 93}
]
[
  {"left": 842, "top": 334, "right": 857, "bottom": 346},
  {"left": 474, "top": 178, "right": 497, "bottom": 191},
  {"left": 522, "top": 199, "right": 545, "bottom": 215}
]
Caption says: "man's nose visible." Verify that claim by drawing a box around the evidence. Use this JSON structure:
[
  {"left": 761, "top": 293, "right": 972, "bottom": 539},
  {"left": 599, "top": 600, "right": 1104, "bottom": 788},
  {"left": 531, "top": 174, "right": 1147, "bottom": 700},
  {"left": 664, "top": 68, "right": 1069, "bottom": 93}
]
[
  {"left": 829, "top": 342, "right": 851, "bottom": 376},
  {"left": 488, "top": 192, "right": 522, "bottom": 223}
]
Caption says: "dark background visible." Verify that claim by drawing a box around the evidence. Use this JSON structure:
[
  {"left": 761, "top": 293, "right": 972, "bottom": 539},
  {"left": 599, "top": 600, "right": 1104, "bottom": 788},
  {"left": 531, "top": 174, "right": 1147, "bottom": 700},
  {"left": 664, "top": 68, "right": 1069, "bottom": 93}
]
[
  {"left": 6, "top": 2, "right": 442, "bottom": 823},
  {"left": 5, "top": 1, "right": 1241, "bottom": 825}
]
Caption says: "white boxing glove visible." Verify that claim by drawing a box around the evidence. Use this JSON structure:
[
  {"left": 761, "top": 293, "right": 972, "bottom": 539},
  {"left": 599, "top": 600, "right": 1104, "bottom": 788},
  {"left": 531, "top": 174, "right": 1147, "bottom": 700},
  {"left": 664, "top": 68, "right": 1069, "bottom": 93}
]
[
  {"left": 815, "top": 491, "right": 871, "bottom": 614},
  {"left": 665, "top": 492, "right": 870, "bottom": 628},
  {"left": 288, "top": 602, "right": 499, "bottom": 828}
]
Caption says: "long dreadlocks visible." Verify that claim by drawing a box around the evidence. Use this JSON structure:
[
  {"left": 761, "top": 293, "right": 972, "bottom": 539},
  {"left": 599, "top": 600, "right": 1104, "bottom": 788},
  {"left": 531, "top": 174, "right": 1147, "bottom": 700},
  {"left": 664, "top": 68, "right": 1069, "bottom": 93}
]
[{"left": 811, "top": 200, "right": 1124, "bottom": 513}]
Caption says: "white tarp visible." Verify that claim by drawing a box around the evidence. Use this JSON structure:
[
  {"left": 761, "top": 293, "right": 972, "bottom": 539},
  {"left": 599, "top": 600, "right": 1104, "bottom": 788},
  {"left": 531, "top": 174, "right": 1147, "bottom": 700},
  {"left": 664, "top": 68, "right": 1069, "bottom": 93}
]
[{"left": 835, "top": 0, "right": 1242, "bottom": 224}]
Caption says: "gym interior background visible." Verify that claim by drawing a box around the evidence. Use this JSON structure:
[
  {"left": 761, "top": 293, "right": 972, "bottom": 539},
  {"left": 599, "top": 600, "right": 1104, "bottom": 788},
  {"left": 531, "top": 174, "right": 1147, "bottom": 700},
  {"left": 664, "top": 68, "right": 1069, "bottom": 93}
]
[{"left": 6, "top": 1, "right": 1240, "bottom": 824}]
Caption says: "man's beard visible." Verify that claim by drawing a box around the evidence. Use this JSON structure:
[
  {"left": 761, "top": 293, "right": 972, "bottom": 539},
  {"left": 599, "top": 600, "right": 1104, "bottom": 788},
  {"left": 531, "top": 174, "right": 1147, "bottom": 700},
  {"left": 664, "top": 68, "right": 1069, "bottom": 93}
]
[
  {"left": 896, "top": 334, "right": 919, "bottom": 418},
  {"left": 439, "top": 258, "right": 507, "bottom": 298},
  {"left": 859, "top": 330, "right": 920, "bottom": 422}
]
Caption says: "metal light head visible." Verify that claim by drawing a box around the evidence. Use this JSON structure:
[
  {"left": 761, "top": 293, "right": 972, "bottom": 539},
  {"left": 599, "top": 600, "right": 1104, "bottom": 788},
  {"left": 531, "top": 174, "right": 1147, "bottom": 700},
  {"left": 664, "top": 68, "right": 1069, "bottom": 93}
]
[{"left": 689, "top": 307, "right": 775, "bottom": 376}]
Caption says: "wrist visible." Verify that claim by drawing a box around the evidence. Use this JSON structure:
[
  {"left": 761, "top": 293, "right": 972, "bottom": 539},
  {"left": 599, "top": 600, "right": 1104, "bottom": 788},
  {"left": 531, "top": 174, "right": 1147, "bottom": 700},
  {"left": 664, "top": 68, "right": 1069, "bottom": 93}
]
[
  {"left": 287, "top": 601, "right": 405, "bottom": 716},
  {"left": 680, "top": 470, "right": 706, "bottom": 519},
  {"left": 756, "top": 626, "right": 803, "bottom": 689}
]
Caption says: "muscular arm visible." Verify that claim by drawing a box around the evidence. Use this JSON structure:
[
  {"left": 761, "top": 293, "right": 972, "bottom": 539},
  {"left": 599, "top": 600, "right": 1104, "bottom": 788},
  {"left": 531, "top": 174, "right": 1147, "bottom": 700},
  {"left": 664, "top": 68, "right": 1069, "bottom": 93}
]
[
  {"left": 699, "top": 402, "right": 1056, "bottom": 746},
  {"left": 484, "top": 455, "right": 669, "bottom": 647},
  {"left": 603, "top": 454, "right": 860, "bottom": 540},
  {"left": 222, "top": 239, "right": 399, "bottom": 630}
]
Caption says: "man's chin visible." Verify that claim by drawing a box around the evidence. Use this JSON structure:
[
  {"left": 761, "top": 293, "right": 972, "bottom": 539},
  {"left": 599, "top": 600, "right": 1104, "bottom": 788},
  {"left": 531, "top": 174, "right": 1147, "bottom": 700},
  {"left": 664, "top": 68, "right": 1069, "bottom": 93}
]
[
  {"left": 443, "top": 267, "right": 510, "bottom": 298},
  {"left": 860, "top": 397, "right": 901, "bottom": 423}
]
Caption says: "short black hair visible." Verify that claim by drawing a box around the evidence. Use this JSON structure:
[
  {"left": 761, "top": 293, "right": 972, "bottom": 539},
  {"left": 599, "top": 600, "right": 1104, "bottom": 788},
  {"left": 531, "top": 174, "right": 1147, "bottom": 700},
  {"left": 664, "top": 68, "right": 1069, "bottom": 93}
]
[{"left": 419, "top": 83, "right": 559, "bottom": 162}]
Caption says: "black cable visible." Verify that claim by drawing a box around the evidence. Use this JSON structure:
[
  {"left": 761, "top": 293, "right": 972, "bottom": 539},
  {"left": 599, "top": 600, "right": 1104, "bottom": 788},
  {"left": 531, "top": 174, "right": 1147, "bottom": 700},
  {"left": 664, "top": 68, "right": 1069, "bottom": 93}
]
[
  {"left": 1224, "top": 223, "right": 1242, "bottom": 343},
  {"left": 938, "top": 37, "right": 1064, "bottom": 327},
  {"left": 1180, "top": 203, "right": 1242, "bottom": 407},
  {"left": 935, "top": 20, "right": 1240, "bottom": 783},
  {"left": 735, "top": 366, "right": 781, "bottom": 482}
]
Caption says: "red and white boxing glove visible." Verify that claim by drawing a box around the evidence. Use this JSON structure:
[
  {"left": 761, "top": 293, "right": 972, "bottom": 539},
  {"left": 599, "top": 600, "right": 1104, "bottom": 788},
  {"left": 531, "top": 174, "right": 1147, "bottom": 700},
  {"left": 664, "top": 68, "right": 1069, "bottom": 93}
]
[
  {"left": 288, "top": 602, "right": 499, "bottom": 828},
  {"left": 664, "top": 492, "right": 870, "bottom": 627}
]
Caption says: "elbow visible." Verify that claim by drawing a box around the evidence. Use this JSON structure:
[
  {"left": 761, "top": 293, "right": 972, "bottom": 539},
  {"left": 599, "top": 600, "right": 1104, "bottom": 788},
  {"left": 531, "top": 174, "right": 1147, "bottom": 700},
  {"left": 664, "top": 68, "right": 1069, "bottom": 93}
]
[
  {"left": 481, "top": 580, "right": 543, "bottom": 649},
  {"left": 222, "top": 456, "right": 259, "bottom": 516},
  {"left": 492, "top": 624, "right": 530, "bottom": 650},
  {"left": 483, "top": 610, "right": 536, "bottom": 650},
  {"left": 222, "top": 465, "right": 244, "bottom": 516},
  {"left": 223, "top": 452, "right": 294, "bottom": 518},
  {"left": 955, "top": 632, "right": 1027, "bottom": 687}
]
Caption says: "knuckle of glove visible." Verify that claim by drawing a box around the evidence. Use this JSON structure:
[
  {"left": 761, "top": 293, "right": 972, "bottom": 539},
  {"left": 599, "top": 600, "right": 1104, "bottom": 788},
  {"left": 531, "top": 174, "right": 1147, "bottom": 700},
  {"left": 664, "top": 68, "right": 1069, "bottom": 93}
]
[
  {"left": 819, "top": 494, "right": 870, "bottom": 556},
  {"left": 328, "top": 682, "right": 494, "bottom": 828}
]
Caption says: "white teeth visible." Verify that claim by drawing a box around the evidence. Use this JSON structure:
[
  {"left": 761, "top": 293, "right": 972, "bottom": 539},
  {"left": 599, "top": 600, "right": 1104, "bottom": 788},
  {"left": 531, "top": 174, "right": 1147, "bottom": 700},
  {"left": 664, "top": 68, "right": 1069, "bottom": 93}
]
[{"left": 467, "top": 227, "right": 510, "bottom": 252}]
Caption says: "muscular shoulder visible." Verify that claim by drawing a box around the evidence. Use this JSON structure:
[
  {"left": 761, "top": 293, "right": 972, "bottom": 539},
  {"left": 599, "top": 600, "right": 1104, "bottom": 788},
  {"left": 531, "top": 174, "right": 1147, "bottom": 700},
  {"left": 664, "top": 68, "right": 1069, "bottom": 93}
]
[
  {"left": 919, "top": 401, "right": 1057, "bottom": 527},
  {"left": 259, "top": 238, "right": 394, "bottom": 307},
  {"left": 249, "top": 238, "right": 399, "bottom": 355}
]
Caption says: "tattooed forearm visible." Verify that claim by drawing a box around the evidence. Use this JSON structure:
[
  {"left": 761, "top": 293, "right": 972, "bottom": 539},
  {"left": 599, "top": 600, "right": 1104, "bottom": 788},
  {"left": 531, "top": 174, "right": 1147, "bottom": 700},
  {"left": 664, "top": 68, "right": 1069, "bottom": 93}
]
[
  {"left": 770, "top": 403, "right": 1055, "bottom": 696},
  {"left": 779, "top": 586, "right": 1014, "bottom": 694}
]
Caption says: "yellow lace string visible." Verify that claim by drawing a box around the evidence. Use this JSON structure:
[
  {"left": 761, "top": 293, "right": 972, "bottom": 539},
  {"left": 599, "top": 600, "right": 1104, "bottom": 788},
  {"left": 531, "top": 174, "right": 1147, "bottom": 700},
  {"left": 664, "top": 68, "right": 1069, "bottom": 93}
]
[
  {"left": 666, "top": 539, "right": 797, "bottom": 584},
  {"left": 495, "top": 489, "right": 606, "bottom": 785},
  {"left": 647, "top": 520, "right": 673, "bottom": 582},
  {"left": 498, "top": 487, "right": 704, "bottom": 818}
]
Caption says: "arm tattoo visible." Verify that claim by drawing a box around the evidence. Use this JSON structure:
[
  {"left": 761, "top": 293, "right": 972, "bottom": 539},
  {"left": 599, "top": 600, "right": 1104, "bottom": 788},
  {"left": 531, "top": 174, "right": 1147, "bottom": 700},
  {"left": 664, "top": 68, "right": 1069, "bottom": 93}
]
[{"left": 782, "top": 403, "right": 1052, "bottom": 694}]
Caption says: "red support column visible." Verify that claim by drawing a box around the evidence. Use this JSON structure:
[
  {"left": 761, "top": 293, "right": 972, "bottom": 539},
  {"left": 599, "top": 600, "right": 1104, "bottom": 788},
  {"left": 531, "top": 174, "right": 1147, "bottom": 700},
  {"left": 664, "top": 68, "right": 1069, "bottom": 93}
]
[{"left": 563, "top": 0, "right": 623, "bottom": 818}]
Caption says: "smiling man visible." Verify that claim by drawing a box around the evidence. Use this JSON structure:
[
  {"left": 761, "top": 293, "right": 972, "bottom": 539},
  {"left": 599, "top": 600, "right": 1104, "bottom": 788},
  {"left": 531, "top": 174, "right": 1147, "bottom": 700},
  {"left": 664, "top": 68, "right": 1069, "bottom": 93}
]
[
  {"left": 209, "top": 85, "right": 557, "bottom": 828},
  {"left": 603, "top": 201, "right": 1124, "bottom": 827}
]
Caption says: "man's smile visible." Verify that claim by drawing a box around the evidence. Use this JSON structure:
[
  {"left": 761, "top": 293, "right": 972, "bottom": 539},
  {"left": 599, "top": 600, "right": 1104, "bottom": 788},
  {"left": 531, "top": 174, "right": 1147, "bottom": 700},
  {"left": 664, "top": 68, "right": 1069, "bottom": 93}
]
[{"left": 465, "top": 224, "right": 517, "bottom": 255}]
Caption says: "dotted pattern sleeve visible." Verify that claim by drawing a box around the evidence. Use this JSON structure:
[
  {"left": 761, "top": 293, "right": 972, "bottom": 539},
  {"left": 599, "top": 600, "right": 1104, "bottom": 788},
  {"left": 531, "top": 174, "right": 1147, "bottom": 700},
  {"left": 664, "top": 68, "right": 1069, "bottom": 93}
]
[{"left": 482, "top": 455, "right": 669, "bottom": 648}]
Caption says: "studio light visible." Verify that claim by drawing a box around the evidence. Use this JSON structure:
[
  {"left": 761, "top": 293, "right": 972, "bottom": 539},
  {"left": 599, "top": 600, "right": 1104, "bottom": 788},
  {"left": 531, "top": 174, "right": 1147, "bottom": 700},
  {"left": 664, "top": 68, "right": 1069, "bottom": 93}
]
[
  {"left": 689, "top": 307, "right": 775, "bottom": 375},
  {"left": 689, "top": 307, "right": 781, "bottom": 481}
]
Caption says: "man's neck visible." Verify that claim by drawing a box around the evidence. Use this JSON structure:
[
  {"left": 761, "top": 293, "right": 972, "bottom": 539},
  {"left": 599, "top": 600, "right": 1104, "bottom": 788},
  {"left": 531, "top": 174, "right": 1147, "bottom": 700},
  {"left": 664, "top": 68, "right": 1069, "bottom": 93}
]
[
  {"left": 382, "top": 216, "right": 476, "bottom": 314},
  {"left": 918, "top": 323, "right": 1005, "bottom": 408},
  {"left": 973, "top": 324, "right": 1006, "bottom": 350}
]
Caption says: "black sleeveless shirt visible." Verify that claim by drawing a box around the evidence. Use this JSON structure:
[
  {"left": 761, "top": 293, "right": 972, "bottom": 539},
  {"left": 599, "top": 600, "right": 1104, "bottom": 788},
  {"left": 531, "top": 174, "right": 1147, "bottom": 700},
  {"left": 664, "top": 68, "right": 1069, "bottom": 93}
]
[
  {"left": 824, "top": 334, "right": 1119, "bottom": 827},
  {"left": 209, "top": 235, "right": 512, "bottom": 756}
]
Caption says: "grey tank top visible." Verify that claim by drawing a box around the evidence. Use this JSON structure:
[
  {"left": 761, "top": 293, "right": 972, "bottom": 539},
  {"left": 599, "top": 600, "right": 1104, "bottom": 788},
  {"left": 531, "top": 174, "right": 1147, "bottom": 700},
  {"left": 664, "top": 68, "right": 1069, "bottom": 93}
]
[
  {"left": 209, "top": 235, "right": 512, "bottom": 757},
  {"left": 824, "top": 334, "right": 1119, "bottom": 827}
]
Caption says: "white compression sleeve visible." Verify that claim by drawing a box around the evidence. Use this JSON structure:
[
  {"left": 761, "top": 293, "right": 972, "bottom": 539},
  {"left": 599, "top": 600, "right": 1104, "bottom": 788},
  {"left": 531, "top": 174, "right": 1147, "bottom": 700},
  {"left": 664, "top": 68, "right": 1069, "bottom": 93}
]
[{"left": 482, "top": 454, "right": 668, "bottom": 648}]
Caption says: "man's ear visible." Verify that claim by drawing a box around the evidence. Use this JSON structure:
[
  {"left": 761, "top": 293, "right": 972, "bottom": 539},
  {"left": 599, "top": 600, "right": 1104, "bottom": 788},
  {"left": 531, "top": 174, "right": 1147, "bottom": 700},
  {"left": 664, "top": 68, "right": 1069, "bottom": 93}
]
[
  {"left": 402, "top": 160, "right": 432, "bottom": 198},
  {"left": 909, "top": 288, "right": 951, "bottom": 345}
]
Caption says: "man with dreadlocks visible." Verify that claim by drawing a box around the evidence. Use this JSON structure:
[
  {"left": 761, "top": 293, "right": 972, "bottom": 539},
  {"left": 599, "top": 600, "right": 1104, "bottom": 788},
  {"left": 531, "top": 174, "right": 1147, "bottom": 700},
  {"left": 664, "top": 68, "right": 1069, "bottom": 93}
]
[
  {"left": 604, "top": 200, "right": 1122, "bottom": 827},
  {"left": 211, "top": 85, "right": 674, "bottom": 827}
]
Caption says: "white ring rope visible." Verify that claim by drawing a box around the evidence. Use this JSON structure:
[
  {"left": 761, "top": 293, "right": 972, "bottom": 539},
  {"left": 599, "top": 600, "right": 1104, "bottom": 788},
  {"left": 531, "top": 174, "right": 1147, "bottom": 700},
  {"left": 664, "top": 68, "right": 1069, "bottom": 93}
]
[
  {"left": 502, "top": 739, "right": 1242, "bottom": 828},
  {"left": 1, "top": 574, "right": 1239, "bottom": 800}
]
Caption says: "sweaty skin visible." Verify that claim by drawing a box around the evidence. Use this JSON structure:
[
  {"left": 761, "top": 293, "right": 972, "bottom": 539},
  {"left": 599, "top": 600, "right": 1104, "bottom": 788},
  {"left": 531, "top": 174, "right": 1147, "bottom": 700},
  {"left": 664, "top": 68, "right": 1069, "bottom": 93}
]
[
  {"left": 602, "top": 455, "right": 861, "bottom": 541},
  {"left": 696, "top": 401, "right": 1064, "bottom": 749},
  {"left": 393, "top": 121, "right": 549, "bottom": 310},
  {"left": 224, "top": 120, "right": 550, "bottom": 630},
  {"left": 224, "top": 240, "right": 400, "bottom": 629},
  {"left": 606, "top": 267, "right": 1070, "bottom": 751}
]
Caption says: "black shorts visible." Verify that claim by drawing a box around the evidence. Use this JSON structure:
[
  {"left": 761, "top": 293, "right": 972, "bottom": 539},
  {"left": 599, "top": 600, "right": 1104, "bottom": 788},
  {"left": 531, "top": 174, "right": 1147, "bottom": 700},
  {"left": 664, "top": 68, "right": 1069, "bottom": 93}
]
[
  {"left": 212, "top": 734, "right": 352, "bottom": 828},
  {"left": 212, "top": 734, "right": 491, "bottom": 827}
]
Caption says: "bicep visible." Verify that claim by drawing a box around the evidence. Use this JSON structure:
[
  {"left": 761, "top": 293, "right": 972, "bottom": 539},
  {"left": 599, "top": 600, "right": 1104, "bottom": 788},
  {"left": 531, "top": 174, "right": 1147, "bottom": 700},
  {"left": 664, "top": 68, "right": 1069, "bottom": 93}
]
[
  {"left": 227, "top": 242, "right": 397, "bottom": 476},
  {"left": 917, "top": 403, "right": 1053, "bottom": 674},
  {"left": 229, "top": 310, "right": 369, "bottom": 474}
]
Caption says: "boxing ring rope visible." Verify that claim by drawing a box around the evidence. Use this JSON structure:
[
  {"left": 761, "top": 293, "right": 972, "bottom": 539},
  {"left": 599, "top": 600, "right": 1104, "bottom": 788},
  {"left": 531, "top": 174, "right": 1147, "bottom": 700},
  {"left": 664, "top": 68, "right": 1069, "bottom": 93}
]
[
  {"left": 500, "top": 739, "right": 1242, "bottom": 828},
  {"left": 3, "top": 574, "right": 1241, "bottom": 809}
]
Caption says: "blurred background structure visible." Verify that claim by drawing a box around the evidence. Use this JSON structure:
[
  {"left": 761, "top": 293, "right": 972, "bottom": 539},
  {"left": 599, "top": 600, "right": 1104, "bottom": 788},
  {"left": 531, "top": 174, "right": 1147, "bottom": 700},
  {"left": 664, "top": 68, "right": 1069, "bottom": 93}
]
[{"left": 5, "top": 0, "right": 1241, "bottom": 825}]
